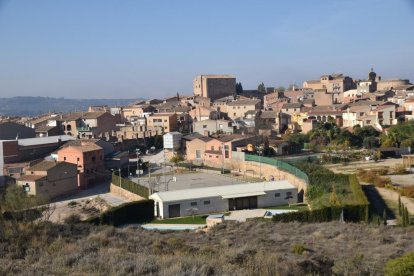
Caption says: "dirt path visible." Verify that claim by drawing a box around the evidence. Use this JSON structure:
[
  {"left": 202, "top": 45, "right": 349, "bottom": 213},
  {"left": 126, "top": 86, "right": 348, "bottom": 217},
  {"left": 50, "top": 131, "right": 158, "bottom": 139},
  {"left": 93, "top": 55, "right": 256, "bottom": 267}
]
[{"left": 376, "top": 187, "right": 414, "bottom": 215}]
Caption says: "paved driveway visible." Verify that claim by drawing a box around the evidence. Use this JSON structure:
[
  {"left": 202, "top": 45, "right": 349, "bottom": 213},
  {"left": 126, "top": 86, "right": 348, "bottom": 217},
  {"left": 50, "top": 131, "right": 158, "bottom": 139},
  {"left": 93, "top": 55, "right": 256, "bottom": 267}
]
[{"left": 225, "top": 209, "right": 267, "bottom": 222}]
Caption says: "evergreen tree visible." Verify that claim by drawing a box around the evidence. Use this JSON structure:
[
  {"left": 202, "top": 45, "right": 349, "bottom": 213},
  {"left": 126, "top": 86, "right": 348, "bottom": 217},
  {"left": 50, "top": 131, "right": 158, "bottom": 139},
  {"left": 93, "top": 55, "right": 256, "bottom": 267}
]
[
  {"left": 383, "top": 209, "right": 387, "bottom": 226},
  {"left": 258, "top": 82, "right": 266, "bottom": 94},
  {"left": 398, "top": 196, "right": 402, "bottom": 216},
  {"left": 405, "top": 206, "right": 410, "bottom": 226},
  {"left": 235, "top": 82, "right": 243, "bottom": 95}
]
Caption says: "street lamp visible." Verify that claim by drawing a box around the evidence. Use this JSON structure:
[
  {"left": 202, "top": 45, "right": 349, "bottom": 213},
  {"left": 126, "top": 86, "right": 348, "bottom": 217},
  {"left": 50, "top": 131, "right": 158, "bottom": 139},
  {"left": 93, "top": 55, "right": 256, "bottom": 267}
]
[
  {"left": 257, "top": 145, "right": 263, "bottom": 179},
  {"left": 136, "top": 148, "right": 140, "bottom": 178},
  {"left": 221, "top": 143, "right": 225, "bottom": 174}
]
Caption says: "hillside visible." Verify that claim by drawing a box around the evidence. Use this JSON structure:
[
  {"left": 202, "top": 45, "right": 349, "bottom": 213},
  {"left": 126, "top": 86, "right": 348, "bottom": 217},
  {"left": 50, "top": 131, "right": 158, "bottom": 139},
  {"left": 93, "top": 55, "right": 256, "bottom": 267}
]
[
  {"left": 0, "top": 97, "right": 143, "bottom": 116},
  {"left": 1, "top": 221, "right": 413, "bottom": 275}
]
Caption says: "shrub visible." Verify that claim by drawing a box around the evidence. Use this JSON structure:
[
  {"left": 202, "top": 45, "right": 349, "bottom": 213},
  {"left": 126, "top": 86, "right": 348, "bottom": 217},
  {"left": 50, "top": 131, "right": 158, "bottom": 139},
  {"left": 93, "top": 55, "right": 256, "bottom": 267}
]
[
  {"left": 393, "top": 164, "right": 408, "bottom": 175},
  {"left": 86, "top": 200, "right": 154, "bottom": 226},
  {"left": 400, "top": 186, "right": 414, "bottom": 199},
  {"left": 374, "top": 168, "right": 389, "bottom": 176},
  {"left": 384, "top": 252, "right": 414, "bottom": 276},
  {"left": 291, "top": 244, "right": 305, "bottom": 255}
]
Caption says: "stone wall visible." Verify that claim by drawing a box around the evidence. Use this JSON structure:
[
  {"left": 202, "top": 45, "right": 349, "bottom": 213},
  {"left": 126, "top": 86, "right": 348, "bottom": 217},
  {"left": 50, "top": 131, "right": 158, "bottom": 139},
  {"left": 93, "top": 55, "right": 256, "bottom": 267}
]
[{"left": 110, "top": 183, "right": 146, "bottom": 201}]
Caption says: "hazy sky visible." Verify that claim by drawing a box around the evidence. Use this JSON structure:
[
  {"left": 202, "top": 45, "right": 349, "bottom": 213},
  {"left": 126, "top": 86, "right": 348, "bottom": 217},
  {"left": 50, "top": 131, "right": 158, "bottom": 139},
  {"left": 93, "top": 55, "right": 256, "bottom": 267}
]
[{"left": 1, "top": 0, "right": 414, "bottom": 99}]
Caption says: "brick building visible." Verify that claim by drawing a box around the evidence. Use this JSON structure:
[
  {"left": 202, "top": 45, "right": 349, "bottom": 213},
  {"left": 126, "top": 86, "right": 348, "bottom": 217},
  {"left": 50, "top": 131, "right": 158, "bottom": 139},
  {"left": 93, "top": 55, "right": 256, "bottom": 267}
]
[{"left": 57, "top": 143, "right": 105, "bottom": 189}]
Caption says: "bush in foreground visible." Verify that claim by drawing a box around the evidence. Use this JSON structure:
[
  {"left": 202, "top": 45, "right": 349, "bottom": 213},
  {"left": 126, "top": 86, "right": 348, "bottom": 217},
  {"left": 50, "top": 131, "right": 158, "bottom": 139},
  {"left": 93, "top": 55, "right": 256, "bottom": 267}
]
[{"left": 385, "top": 252, "right": 414, "bottom": 276}]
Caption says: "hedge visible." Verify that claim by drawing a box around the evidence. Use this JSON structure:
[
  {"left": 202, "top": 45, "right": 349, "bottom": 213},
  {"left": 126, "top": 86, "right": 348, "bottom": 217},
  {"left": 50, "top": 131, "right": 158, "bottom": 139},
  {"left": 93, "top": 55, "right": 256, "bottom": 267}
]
[
  {"left": 112, "top": 174, "right": 149, "bottom": 199},
  {"left": 272, "top": 204, "right": 369, "bottom": 223},
  {"left": 273, "top": 162, "right": 369, "bottom": 223},
  {"left": 86, "top": 200, "right": 154, "bottom": 226}
]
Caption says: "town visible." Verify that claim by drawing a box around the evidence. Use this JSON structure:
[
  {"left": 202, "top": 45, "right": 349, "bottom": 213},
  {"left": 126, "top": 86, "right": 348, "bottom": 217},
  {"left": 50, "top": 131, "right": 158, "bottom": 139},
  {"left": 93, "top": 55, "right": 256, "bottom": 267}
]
[{"left": 1, "top": 70, "right": 413, "bottom": 220}]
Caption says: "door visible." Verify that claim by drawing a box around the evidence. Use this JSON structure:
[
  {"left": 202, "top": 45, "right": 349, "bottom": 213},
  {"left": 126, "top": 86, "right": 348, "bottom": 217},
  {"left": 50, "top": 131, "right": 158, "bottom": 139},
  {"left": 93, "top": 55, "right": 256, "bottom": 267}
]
[
  {"left": 168, "top": 204, "right": 180, "bottom": 218},
  {"left": 229, "top": 196, "right": 258, "bottom": 210}
]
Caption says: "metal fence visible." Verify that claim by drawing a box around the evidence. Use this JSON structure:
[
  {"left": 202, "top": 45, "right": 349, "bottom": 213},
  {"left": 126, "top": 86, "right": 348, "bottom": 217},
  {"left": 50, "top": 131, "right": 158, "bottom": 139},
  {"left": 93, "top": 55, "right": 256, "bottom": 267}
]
[
  {"left": 112, "top": 174, "right": 149, "bottom": 199},
  {"left": 245, "top": 154, "right": 309, "bottom": 184}
]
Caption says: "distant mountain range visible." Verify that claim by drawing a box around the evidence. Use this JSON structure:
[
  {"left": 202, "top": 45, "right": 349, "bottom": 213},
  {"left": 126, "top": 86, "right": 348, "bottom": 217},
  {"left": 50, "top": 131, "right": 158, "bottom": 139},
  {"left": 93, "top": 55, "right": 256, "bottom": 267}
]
[{"left": 0, "top": 96, "right": 144, "bottom": 117}]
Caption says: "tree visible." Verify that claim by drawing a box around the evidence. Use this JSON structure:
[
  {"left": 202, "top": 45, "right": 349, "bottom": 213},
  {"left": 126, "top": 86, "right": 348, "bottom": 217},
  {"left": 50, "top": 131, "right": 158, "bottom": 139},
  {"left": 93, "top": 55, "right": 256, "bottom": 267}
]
[
  {"left": 363, "top": 137, "right": 379, "bottom": 149},
  {"left": 235, "top": 82, "right": 243, "bottom": 95},
  {"left": 276, "top": 86, "right": 286, "bottom": 97},
  {"left": 258, "top": 82, "right": 266, "bottom": 94},
  {"left": 286, "top": 133, "right": 308, "bottom": 154},
  {"left": 287, "top": 84, "right": 299, "bottom": 91},
  {"left": 170, "top": 154, "right": 185, "bottom": 165},
  {"left": 262, "top": 136, "right": 274, "bottom": 157},
  {"left": 405, "top": 206, "right": 410, "bottom": 226},
  {"left": 398, "top": 196, "right": 402, "bottom": 216},
  {"left": 383, "top": 209, "right": 387, "bottom": 226},
  {"left": 329, "top": 186, "right": 341, "bottom": 206}
]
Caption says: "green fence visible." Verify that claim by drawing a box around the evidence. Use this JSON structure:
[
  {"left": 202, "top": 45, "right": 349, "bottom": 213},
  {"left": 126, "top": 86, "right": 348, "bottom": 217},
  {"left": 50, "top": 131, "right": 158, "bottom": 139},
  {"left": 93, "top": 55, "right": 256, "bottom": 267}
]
[
  {"left": 112, "top": 174, "right": 149, "bottom": 199},
  {"left": 245, "top": 154, "right": 309, "bottom": 184}
]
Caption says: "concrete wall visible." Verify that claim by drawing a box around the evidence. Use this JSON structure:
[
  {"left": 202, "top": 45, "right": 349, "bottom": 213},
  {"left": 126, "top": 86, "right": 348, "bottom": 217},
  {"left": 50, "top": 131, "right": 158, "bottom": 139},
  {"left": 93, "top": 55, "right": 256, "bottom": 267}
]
[{"left": 110, "top": 183, "right": 146, "bottom": 201}]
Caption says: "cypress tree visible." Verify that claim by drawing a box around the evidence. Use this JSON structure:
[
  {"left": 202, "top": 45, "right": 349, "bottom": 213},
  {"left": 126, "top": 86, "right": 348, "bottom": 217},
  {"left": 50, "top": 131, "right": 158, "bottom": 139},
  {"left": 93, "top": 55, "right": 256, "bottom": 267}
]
[
  {"left": 402, "top": 205, "right": 407, "bottom": 227},
  {"left": 405, "top": 207, "right": 410, "bottom": 226},
  {"left": 398, "top": 196, "right": 402, "bottom": 216},
  {"left": 383, "top": 209, "right": 387, "bottom": 226}
]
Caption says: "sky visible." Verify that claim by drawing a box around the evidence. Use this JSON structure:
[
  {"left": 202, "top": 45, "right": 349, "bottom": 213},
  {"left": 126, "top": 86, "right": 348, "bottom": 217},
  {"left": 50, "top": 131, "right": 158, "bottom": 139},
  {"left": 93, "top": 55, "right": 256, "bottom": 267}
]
[{"left": 0, "top": 0, "right": 414, "bottom": 99}]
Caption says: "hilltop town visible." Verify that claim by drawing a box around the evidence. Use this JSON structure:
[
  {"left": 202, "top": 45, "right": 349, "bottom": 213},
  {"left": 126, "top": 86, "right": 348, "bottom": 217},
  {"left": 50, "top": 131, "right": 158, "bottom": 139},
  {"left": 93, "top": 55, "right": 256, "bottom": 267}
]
[{"left": 1, "top": 70, "right": 414, "bottom": 275}]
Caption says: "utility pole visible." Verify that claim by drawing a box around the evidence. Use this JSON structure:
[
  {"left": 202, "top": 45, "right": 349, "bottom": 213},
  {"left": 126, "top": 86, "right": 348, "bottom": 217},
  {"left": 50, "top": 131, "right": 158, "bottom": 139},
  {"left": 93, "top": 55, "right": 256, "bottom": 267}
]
[
  {"left": 136, "top": 148, "right": 140, "bottom": 179},
  {"left": 221, "top": 143, "right": 225, "bottom": 174},
  {"left": 148, "top": 162, "right": 152, "bottom": 195}
]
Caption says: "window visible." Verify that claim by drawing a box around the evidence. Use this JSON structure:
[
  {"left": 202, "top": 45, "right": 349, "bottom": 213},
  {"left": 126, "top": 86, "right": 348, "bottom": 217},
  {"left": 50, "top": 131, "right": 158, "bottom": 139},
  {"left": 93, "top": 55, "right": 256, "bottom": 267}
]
[
  {"left": 190, "top": 202, "right": 197, "bottom": 206},
  {"left": 275, "top": 193, "right": 280, "bottom": 197},
  {"left": 39, "top": 182, "right": 44, "bottom": 187},
  {"left": 204, "top": 200, "right": 210, "bottom": 205},
  {"left": 196, "top": 150, "right": 201, "bottom": 159},
  {"left": 286, "top": 192, "right": 292, "bottom": 196},
  {"left": 211, "top": 146, "right": 214, "bottom": 151},
  {"left": 77, "top": 157, "right": 80, "bottom": 162},
  {"left": 203, "top": 125, "right": 207, "bottom": 128},
  {"left": 64, "top": 157, "right": 66, "bottom": 161},
  {"left": 92, "top": 156, "right": 96, "bottom": 162}
]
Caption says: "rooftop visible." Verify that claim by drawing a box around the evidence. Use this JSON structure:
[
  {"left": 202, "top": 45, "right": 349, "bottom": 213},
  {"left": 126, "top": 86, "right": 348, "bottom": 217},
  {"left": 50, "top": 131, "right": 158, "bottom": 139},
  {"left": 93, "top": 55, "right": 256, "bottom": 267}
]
[
  {"left": 149, "top": 180, "right": 295, "bottom": 202},
  {"left": 29, "top": 160, "right": 66, "bottom": 171},
  {"left": 227, "top": 99, "right": 261, "bottom": 106},
  {"left": 17, "top": 175, "right": 47, "bottom": 182}
]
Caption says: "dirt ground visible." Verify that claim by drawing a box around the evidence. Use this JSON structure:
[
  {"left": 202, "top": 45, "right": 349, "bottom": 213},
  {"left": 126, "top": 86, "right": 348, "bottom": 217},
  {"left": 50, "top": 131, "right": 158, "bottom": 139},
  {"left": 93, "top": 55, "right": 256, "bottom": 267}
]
[
  {"left": 389, "top": 174, "right": 414, "bottom": 187},
  {"left": 376, "top": 187, "right": 414, "bottom": 216},
  {"left": 324, "top": 158, "right": 403, "bottom": 174},
  {"left": 46, "top": 197, "right": 112, "bottom": 223}
]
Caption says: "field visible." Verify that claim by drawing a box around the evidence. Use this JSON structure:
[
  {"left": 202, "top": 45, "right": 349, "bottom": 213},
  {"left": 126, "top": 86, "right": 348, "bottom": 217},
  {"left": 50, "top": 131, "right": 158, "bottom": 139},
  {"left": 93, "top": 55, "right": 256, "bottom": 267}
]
[{"left": 1, "top": 221, "right": 414, "bottom": 275}]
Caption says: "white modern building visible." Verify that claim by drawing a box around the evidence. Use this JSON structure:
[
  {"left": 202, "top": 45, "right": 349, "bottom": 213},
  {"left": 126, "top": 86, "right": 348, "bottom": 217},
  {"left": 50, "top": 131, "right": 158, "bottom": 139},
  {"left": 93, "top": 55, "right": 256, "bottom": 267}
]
[
  {"left": 163, "top": 132, "right": 182, "bottom": 151},
  {"left": 149, "top": 180, "right": 297, "bottom": 219}
]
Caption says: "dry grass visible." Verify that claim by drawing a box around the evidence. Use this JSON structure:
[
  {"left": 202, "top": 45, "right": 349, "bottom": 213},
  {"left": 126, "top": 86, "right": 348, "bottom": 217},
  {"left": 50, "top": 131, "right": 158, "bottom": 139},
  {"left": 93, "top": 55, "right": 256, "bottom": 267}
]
[{"left": 1, "top": 221, "right": 414, "bottom": 275}]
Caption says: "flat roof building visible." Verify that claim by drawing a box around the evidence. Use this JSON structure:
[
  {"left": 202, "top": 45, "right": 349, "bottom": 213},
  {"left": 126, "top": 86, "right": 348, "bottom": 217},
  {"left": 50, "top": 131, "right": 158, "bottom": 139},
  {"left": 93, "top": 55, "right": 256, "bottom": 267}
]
[{"left": 149, "top": 180, "right": 297, "bottom": 218}]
